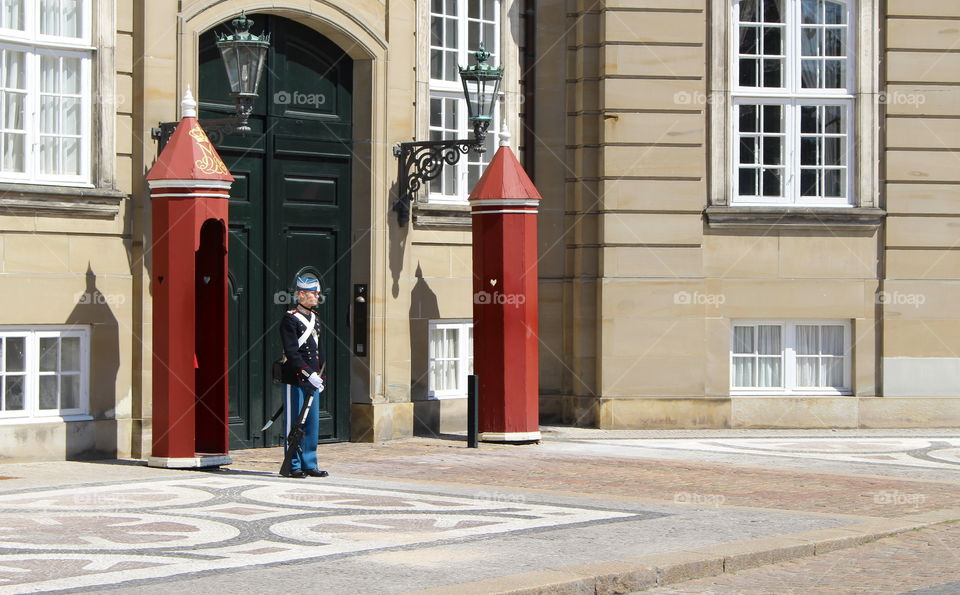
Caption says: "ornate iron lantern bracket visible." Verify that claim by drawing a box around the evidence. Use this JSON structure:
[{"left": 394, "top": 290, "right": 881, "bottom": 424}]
[{"left": 393, "top": 45, "right": 503, "bottom": 226}]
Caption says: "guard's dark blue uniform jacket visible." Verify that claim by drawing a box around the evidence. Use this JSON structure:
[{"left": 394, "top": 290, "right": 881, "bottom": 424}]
[{"left": 279, "top": 308, "right": 325, "bottom": 388}]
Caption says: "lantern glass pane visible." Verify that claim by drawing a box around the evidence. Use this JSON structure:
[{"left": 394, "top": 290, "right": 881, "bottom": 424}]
[{"left": 219, "top": 45, "right": 240, "bottom": 93}]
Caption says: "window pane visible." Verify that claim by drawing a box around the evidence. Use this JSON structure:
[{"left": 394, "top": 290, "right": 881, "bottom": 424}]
[
  {"left": 445, "top": 19, "right": 457, "bottom": 50},
  {"left": 801, "top": 137, "right": 818, "bottom": 166},
  {"left": 3, "top": 51, "right": 25, "bottom": 89},
  {"left": 2, "top": 0, "right": 25, "bottom": 30},
  {"left": 825, "top": 29, "right": 844, "bottom": 56},
  {"left": 734, "top": 327, "right": 754, "bottom": 354},
  {"left": 740, "top": 137, "right": 757, "bottom": 164},
  {"left": 40, "top": 0, "right": 60, "bottom": 35},
  {"left": 62, "top": 374, "right": 80, "bottom": 409},
  {"left": 823, "top": 136, "right": 843, "bottom": 166},
  {"left": 430, "top": 49, "right": 442, "bottom": 79},
  {"left": 445, "top": 50, "right": 458, "bottom": 81},
  {"left": 824, "top": 105, "right": 842, "bottom": 133},
  {"left": 431, "top": 17, "right": 443, "bottom": 46},
  {"left": 802, "top": 0, "right": 818, "bottom": 24},
  {"left": 1, "top": 132, "right": 24, "bottom": 172},
  {"left": 446, "top": 0, "right": 456, "bottom": 16},
  {"left": 40, "top": 97, "right": 59, "bottom": 133},
  {"left": 63, "top": 98, "right": 81, "bottom": 135},
  {"left": 740, "top": 0, "right": 758, "bottom": 22},
  {"left": 796, "top": 357, "right": 819, "bottom": 386},
  {"left": 39, "top": 375, "right": 59, "bottom": 409},
  {"left": 757, "top": 325, "right": 781, "bottom": 354},
  {"left": 762, "top": 105, "right": 781, "bottom": 132},
  {"left": 40, "top": 136, "right": 58, "bottom": 174},
  {"left": 739, "top": 168, "right": 757, "bottom": 195},
  {"left": 800, "top": 169, "right": 818, "bottom": 196},
  {"left": 4, "top": 376, "right": 23, "bottom": 410},
  {"left": 739, "top": 58, "right": 758, "bottom": 87},
  {"left": 733, "top": 357, "right": 755, "bottom": 386},
  {"left": 801, "top": 59, "right": 820, "bottom": 88},
  {"left": 739, "top": 105, "right": 758, "bottom": 132},
  {"left": 763, "top": 136, "right": 781, "bottom": 165},
  {"left": 62, "top": 0, "right": 82, "bottom": 38},
  {"left": 469, "top": 21, "right": 479, "bottom": 51},
  {"left": 5, "top": 337, "right": 24, "bottom": 372},
  {"left": 801, "top": 106, "right": 818, "bottom": 133},
  {"left": 62, "top": 57, "right": 81, "bottom": 94},
  {"left": 758, "top": 358, "right": 781, "bottom": 387},
  {"left": 761, "top": 169, "right": 782, "bottom": 196},
  {"left": 823, "top": 169, "right": 842, "bottom": 197},
  {"left": 821, "top": 326, "right": 844, "bottom": 355},
  {"left": 762, "top": 59, "right": 781, "bottom": 87},
  {"left": 825, "top": 0, "right": 845, "bottom": 24},
  {"left": 3, "top": 92, "right": 24, "bottom": 129},
  {"left": 763, "top": 0, "right": 782, "bottom": 23},
  {"left": 469, "top": 0, "right": 479, "bottom": 19},
  {"left": 483, "top": 0, "right": 494, "bottom": 20},
  {"left": 740, "top": 27, "right": 758, "bottom": 54},
  {"left": 39, "top": 337, "right": 59, "bottom": 371},
  {"left": 801, "top": 28, "right": 820, "bottom": 57},
  {"left": 41, "top": 55, "right": 59, "bottom": 93},
  {"left": 796, "top": 325, "right": 818, "bottom": 355},
  {"left": 822, "top": 359, "right": 843, "bottom": 387},
  {"left": 762, "top": 26, "right": 782, "bottom": 55},
  {"left": 824, "top": 59, "right": 844, "bottom": 88}
]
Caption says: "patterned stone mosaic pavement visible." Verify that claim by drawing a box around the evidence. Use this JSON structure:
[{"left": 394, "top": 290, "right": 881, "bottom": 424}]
[{"left": 0, "top": 475, "right": 648, "bottom": 593}]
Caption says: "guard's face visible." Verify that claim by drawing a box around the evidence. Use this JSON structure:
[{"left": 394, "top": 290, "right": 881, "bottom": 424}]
[{"left": 297, "top": 290, "right": 319, "bottom": 308}]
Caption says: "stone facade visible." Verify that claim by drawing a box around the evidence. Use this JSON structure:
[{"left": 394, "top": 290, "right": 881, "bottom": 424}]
[{"left": 0, "top": 0, "right": 957, "bottom": 461}]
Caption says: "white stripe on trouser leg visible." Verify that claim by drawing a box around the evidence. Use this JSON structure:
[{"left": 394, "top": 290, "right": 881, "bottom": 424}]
[{"left": 285, "top": 384, "right": 291, "bottom": 440}]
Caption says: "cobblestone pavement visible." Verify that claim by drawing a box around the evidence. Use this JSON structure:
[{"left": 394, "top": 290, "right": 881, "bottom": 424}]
[
  {"left": 232, "top": 435, "right": 960, "bottom": 519},
  {"left": 3, "top": 429, "right": 960, "bottom": 593},
  {"left": 642, "top": 522, "right": 960, "bottom": 594}
]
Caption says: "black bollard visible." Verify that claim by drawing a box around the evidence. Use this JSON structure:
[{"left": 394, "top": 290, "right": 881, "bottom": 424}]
[{"left": 467, "top": 374, "right": 479, "bottom": 448}]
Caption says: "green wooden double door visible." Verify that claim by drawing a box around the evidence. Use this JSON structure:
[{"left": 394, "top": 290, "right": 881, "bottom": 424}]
[{"left": 199, "top": 16, "right": 352, "bottom": 449}]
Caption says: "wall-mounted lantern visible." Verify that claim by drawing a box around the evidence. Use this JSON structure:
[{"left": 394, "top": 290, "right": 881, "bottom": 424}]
[{"left": 392, "top": 45, "right": 504, "bottom": 225}]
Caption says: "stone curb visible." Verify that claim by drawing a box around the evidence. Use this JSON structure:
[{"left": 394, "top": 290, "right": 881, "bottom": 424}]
[{"left": 407, "top": 514, "right": 960, "bottom": 595}]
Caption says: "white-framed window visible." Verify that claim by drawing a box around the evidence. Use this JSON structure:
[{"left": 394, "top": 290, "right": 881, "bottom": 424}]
[
  {"left": 0, "top": 327, "right": 90, "bottom": 420},
  {"left": 428, "top": 0, "right": 500, "bottom": 203},
  {"left": 731, "top": 0, "right": 854, "bottom": 206},
  {"left": 0, "top": 0, "right": 92, "bottom": 185},
  {"left": 731, "top": 320, "right": 851, "bottom": 395},
  {"left": 428, "top": 319, "right": 474, "bottom": 398}
]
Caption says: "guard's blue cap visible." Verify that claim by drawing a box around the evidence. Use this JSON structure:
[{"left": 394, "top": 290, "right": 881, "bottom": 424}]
[{"left": 296, "top": 276, "right": 319, "bottom": 292}]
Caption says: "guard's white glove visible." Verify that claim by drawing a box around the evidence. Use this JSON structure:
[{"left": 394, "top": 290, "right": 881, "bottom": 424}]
[{"left": 308, "top": 372, "right": 325, "bottom": 392}]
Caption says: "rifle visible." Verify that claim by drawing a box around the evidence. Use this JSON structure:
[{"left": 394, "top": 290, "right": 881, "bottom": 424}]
[
  {"left": 279, "top": 363, "right": 325, "bottom": 477},
  {"left": 279, "top": 390, "right": 315, "bottom": 477}
]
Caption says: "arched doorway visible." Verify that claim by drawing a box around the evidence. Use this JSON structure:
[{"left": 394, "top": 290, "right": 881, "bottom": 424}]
[{"left": 199, "top": 16, "right": 352, "bottom": 449}]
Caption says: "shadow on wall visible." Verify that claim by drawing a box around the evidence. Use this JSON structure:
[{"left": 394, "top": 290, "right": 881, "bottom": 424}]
[
  {"left": 408, "top": 264, "right": 443, "bottom": 437},
  {"left": 65, "top": 264, "right": 120, "bottom": 460},
  {"left": 389, "top": 181, "right": 409, "bottom": 299}
]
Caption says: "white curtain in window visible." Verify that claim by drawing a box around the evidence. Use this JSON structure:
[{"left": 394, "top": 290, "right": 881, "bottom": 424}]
[
  {"left": 797, "top": 357, "right": 818, "bottom": 386},
  {"left": 2, "top": 0, "right": 24, "bottom": 30},
  {"left": 757, "top": 326, "right": 781, "bottom": 386},
  {"left": 733, "top": 356, "right": 755, "bottom": 386},
  {"left": 821, "top": 325, "right": 843, "bottom": 355}
]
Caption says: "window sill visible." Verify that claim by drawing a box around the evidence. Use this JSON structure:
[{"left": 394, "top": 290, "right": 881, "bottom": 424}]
[
  {"left": 0, "top": 183, "right": 126, "bottom": 219},
  {"left": 0, "top": 414, "right": 93, "bottom": 425},
  {"left": 413, "top": 202, "right": 472, "bottom": 229},
  {"left": 705, "top": 206, "right": 885, "bottom": 231}
]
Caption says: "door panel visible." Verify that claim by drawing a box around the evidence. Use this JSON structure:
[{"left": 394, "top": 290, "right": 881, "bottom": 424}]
[{"left": 199, "top": 15, "right": 353, "bottom": 449}]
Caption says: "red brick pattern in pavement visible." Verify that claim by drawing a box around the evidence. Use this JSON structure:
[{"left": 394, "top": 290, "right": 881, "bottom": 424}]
[
  {"left": 230, "top": 441, "right": 960, "bottom": 518},
  {"left": 644, "top": 522, "right": 960, "bottom": 594}
]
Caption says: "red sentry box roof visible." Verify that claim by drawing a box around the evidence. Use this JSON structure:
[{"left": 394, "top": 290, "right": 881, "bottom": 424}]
[{"left": 146, "top": 117, "right": 234, "bottom": 183}]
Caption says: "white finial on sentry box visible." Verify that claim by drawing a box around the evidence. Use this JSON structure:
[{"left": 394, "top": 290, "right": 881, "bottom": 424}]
[
  {"left": 181, "top": 85, "right": 197, "bottom": 119},
  {"left": 499, "top": 121, "right": 511, "bottom": 147}
]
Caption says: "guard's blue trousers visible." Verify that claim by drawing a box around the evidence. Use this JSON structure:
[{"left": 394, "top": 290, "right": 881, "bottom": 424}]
[{"left": 283, "top": 384, "right": 320, "bottom": 471}]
